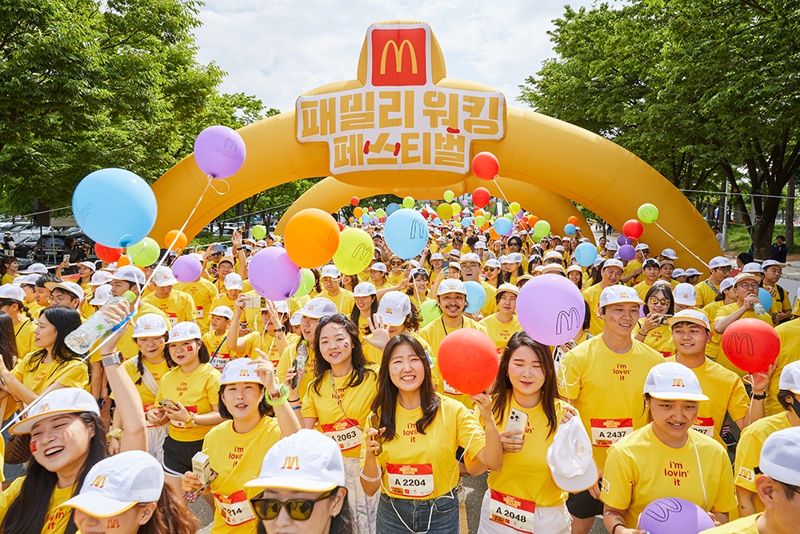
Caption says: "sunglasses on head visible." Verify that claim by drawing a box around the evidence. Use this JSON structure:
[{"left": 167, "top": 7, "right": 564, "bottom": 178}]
[{"left": 251, "top": 488, "right": 336, "bottom": 521}]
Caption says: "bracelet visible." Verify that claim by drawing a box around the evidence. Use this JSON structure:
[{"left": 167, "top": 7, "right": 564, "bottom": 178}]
[
  {"left": 360, "top": 468, "right": 382, "bottom": 482},
  {"left": 752, "top": 391, "right": 767, "bottom": 400},
  {"left": 185, "top": 412, "right": 195, "bottom": 428},
  {"left": 291, "top": 405, "right": 302, "bottom": 411},
  {"left": 265, "top": 384, "right": 290, "bottom": 407},
  {"left": 106, "top": 428, "right": 123, "bottom": 441},
  {"left": 611, "top": 524, "right": 624, "bottom": 534}
]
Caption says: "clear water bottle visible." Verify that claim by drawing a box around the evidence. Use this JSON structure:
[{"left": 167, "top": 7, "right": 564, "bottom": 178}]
[
  {"left": 65, "top": 291, "right": 136, "bottom": 354},
  {"left": 753, "top": 303, "right": 766, "bottom": 316}
]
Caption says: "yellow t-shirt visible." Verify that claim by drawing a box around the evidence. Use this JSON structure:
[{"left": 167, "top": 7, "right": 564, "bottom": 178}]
[
  {"left": 665, "top": 356, "right": 750, "bottom": 445},
  {"left": 143, "top": 289, "right": 197, "bottom": 326},
  {"left": 116, "top": 303, "right": 170, "bottom": 359},
  {"left": 321, "top": 289, "right": 355, "bottom": 314},
  {"left": 301, "top": 367, "right": 378, "bottom": 458},
  {"left": 733, "top": 412, "right": 792, "bottom": 509},
  {"left": 700, "top": 513, "right": 760, "bottom": 533},
  {"left": 479, "top": 313, "right": 523, "bottom": 351},
  {"left": 711, "top": 303, "right": 773, "bottom": 375},
  {"left": 767, "top": 319, "right": 800, "bottom": 415},
  {"left": 121, "top": 356, "right": 171, "bottom": 411},
  {"left": 238, "top": 331, "right": 284, "bottom": 367},
  {"left": 11, "top": 352, "right": 89, "bottom": 393},
  {"left": 0, "top": 477, "right": 75, "bottom": 533},
  {"left": 634, "top": 321, "right": 675, "bottom": 357},
  {"left": 176, "top": 277, "right": 219, "bottom": 332},
  {"left": 210, "top": 293, "right": 259, "bottom": 331},
  {"left": 12, "top": 318, "right": 36, "bottom": 359},
  {"left": 27, "top": 300, "right": 45, "bottom": 319},
  {"left": 702, "top": 300, "right": 726, "bottom": 324},
  {"left": 633, "top": 280, "right": 655, "bottom": 301},
  {"left": 363, "top": 331, "right": 435, "bottom": 369},
  {"left": 202, "top": 330, "right": 236, "bottom": 371},
  {"left": 276, "top": 341, "right": 316, "bottom": 400},
  {"left": 764, "top": 284, "right": 791, "bottom": 315},
  {"left": 623, "top": 259, "right": 642, "bottom": 286},
  {"left": 204, "top": 417, "right": 282, "bottom": 533},
  {"left": 581, "top": 283, "right": 607, "bottom": 336},
  {"left": 557, "top": 335, "right": 663, "bottom": 468},
  {"left": 696, "top": 279, "right": 723, "bottom": 308},
  {"left": 363, "top": 394, "right": 486, "bottom": 500},
  {"left": 601, "top": 424, "right": 737, "bottom": 527},
  {"left": 387, "top": 271, "right": 406, "bottom": 286},
  {"left": 482, "top": 397, "right": 570, "bottom": 507},
  {"left": 156, "top": 363, "right": 221, "bottom": 442}
]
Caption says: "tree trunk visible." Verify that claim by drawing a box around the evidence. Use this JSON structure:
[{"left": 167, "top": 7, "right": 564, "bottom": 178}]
[
  {"left": 751, "top": 197, "right": 779, "bottom": 259},
  {"left": 787, "top": 175, "right": 795, "bottom": 248}
]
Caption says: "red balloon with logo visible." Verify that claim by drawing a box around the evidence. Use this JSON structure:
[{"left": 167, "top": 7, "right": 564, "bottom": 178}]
[
  {"left": 437, "top": 329, "right": 499, "bottom": 395},
  {"left": 622, "top": 219, "right": 644, "bottom": 239},
  {"left": 472, "top": 187, "right": 491, "bottom": 208},
  {"left": 721, "top": 319, "right": 780, "bottom": 373}
]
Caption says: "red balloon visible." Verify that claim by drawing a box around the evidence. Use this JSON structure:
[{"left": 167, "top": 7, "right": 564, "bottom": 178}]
[
  {"left": 337, "top": 222, "right": 345, "bottom": 231},
  {"left": 438, "top": 329, "right": 499, "bottom": 395},
  {"left": 472, "top": 151, "right": 499, "bottom": 180},
  {"left": 721, "top": 319, "right": 780, "bottom": 373},
  {"left": 350, "top": 196, "right": 360, "bottom": 207},
  {"left": 567, "top": 215, "right": 579, "bottom": 226},
  {"left": 622, "top": 219, "right": 644, "bottom": 239},
  {"left": 94, "top": 243, "right": 122, "bottom": 263},
  {"left": 472, "top": 187, "right": 491, "bottom": 208}
]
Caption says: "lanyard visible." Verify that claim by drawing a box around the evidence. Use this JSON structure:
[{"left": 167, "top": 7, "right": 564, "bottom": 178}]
[{"left": 439, "top": 316, "right": 463, "bottom": 337}]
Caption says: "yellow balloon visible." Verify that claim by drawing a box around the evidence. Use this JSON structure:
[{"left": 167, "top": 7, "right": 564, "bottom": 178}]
[
  {"left": 443, "top": 189, "right": 455, "bottom": 202},
  {"left": 333, "top": 227, "right": 374, "bottom": 275},
  {"left": 437, "top": 203, "right": 453, "bottom": 220},
  {"left": 509, "top": 202, "right": 521, "bottom": 215},
  {"left": 353, "top": 207, "right": 363, "bottom": 218},
  {"left": 451, "top": 203, "right": 461, "bottom": 216}
]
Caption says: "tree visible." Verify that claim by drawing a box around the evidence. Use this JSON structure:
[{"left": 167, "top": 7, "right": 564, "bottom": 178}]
[{"left": 520, "top": 0, "right": 800, "bottom": 257}]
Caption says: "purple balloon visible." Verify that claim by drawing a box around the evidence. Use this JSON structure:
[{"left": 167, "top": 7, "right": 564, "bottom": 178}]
[
  {"left": 638, "top": 498, "right": 715, "bottom": 534},
  {"left": 619, "top": 244, "right": 636, "bottom": 261},
  {"left": 517, "top": 274, "right": 585, "bottom": 346},
  {"left": 461, "top": 199, "right": 469, "bottom": 206},
  {"left": 616, "top": 234, "right": 629, "bottom": 246},
  {"left": 171, "top": 255, "right": 202, "bottom": 282},
  {"left": 248, "top": 248, "right": 300, "bottom": 300},
  {"left": 193, "top": 125, "right": 246, "bottom": 179}
]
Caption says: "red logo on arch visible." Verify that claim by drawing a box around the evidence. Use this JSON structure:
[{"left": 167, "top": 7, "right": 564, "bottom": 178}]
[{"left": 371, "top": 28, "right": 427, "bottom": 86}]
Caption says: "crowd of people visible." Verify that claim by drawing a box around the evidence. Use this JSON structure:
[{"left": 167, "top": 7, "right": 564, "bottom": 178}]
[{"left": 0, "top": 221, "right": 797, "bottom": 534}]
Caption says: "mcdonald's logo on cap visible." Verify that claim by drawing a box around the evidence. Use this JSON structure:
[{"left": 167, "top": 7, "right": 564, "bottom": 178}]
[
  {"left": 281, "top": 456, "right": 300, "bottom": 471},
  {"left": 90, "top": 475, "right": 107, "bottom": 489},
  {"left": 370, "top": 27, "right": 427, "bottom": 86}
]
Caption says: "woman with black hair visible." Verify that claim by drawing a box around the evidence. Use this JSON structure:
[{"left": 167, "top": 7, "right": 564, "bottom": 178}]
[
  {"left": 302, "top": 314, "right": 378, "bottom": 533},
  {"left": 0, "top": 257, "right": 18, "bottom": 285},
  {"left": 350, "top": 282, "right": 378, "bottom": 345},
  {"left": 361, "top": 334, "right": 503, "bottom": 533},
  {"left": 634, "top": 284, "right": 676, "bottom": 357},
  {"left": 0, "top": 284, "right": 34, "bottom": 359},
  {"left": 182, "top": 356, "right": 301, "bottom": 533},
  {"left": 0, "top": 300, "right": 147, "bottom": 534}
]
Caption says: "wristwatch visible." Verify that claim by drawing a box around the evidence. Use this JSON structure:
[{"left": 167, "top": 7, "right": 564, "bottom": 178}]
[{"left": 101, "top": 352, "right": 124, "bottom": 367}]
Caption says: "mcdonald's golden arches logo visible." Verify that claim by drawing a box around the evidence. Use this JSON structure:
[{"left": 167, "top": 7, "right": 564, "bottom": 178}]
[
  {"left": 672, "top": 378, "right": 686, "bottom": 388},
  {"left": 281, "top": 456, "right": 300, "bottom": 471},
  {"left": 370, "top": 27, "right": 427, "bottom": 86},
  {"left": 90, "top": 475, "right": 108, "bottom": 489}
]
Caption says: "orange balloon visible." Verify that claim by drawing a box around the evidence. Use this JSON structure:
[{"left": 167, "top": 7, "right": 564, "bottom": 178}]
[
  {"left": 489, "top": 228, "right": 500, "bottom": 240},
  {"left": 567, "top": 215, "right": 579, "bottom": 226},
  {"left": 164, "top": 229, "right": 188, "bottom": 251},
  {"left": 527, "top": 215, "right": 539, "bottom": 226},
  {"left": 284, "top": 208, "right": 340, "bottom": 268},
  {"left": 117, "top": 255, "right": 132, "bottom": 267},
  {"left": 353, "top": 207, "right": 363, "bottom": 218}
]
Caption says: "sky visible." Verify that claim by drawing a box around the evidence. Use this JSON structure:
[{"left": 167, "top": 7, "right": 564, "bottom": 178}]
[{"left": 194, "top": 0, "right": 597, "bottom": 112}]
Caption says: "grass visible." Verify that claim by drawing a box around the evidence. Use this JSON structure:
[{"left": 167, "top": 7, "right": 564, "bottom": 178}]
[{"left": 724, "top": 224, "right": 800, "bottom": 254}]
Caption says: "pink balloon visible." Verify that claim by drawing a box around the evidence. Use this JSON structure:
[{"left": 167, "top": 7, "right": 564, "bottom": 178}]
[
  {"left": 193, "top": 125, "right": 246, "bottom": 179},
  {"left": 248, "top": 248, "right": 300, "bottom": 300},
  {"left": 171, "top": 255, "right": 202, "bottom": 282},
  {"left": 517, "top": 274, "right": 585, "bottom": 346}
]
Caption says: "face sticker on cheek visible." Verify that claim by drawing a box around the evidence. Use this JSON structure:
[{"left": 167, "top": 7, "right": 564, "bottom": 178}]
[
  {"left": 106, "top": 518, "right": 121, "bottom": 529},
  {"left": 29, "top": 440, "right": 37, "bottom": 453},
  {"left": 186, "top": 345, "right": 193, "bottom": 352}
]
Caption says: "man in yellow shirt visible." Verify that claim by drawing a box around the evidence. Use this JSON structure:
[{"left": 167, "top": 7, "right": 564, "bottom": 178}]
[
  {"left": 460, "top": 252, "right": 496, "bottom": 317},
  {"left": 621, "top": 243, "right": 648, "bottom": 286},
  {"left": 633, "top": 258, "right": 661, "bottom": 300},
  {"left": 319, "top": 264, "right": 355, "bottom": 314},
  {"left": 558, "top": 285, "right": 663, "bottom": 534},
  {"left": 143, "top": 266, "right": 197, "bottom": 326},
  {"left": 175, "top": 258, "right": 218, "bottom": 332},
  {"left": 581, "top": 258, "right": 624, "bottom": 336},
  {"left": 706, "top": 427, "right": 800, "bottom": 533},
  {"left": 761, "top": 259, "right": 792, "bottom": 325},
  {"left": 696, "top": 256, "right": 734, "bottom": 308}
]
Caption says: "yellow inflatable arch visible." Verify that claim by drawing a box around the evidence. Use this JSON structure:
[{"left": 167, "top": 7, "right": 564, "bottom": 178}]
[
  {"left": 150, "top": 21, "right": 720, "bottom": 265},
  {"left": 275, "top": 176, "right": 593, "bottom": 240}
]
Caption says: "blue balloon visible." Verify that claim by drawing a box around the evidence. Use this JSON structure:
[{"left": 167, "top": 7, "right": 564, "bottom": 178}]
[
  {"left": 384, "top": 208, "right": 429, "bottom": 259},
  {"left": 564, "top": 223, "right": 576, "bottom": 235},
  {"left": 464, "top": 281, "right": 487, "bottom": 314},
  {"left": 433, "top": 218, "right": 442, "bottom": 225},
  {"left": 758, "top": 288, "right": 773, "bottom": 312},
  {"left": 493, "top": 217, "right": 512, "bottom": 236},
  {"left": 386, "top": 202, "right": 400, "bottom": 216},
  {"left": 574, "top": 242, "right": 598, "bottom": 267},
  {"left": 461, "top": 217, "right": 474, "bottom": 227},
  {"left": 72, "top": 168, "right": 157, "bottom": 248},
  {"left": 361, "top": 213, "right": 370, "bottom": 224}
]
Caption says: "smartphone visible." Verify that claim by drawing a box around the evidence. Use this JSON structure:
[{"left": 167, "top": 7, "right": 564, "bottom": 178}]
[
  {"left": 62, "top": 254, "right": 70, "bottom": 264},
  {"left": 368, "top": 413, "right": 383, "bottom": 455},
  {"left": 159, "top": 399, "right": 180, "bottom": 411},
  {"left": 290, "top": 360, "right": 299, "bottom": 389},
  {"left": 506, "top": 408, "right": 528, "bottom": 434}
]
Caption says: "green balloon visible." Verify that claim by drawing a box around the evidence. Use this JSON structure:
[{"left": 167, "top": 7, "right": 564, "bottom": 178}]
[
  {"left": 419, "top": 299, "right": 442, "bottom": 327},
  {"left": 443, "top": 189, "right": 455, "bottom": 202},
  {"left": 252, "top": 224, "right": 267, "bottom": 240},
  {"left": 127, "top": 237, "right": 160, "bottom": 267},
  {"left": 475, "top": 215, "right": 486, "bottom": 227},
  {"left": 402, "top": 196, "right": 415, "bottom": 209},
  {"left": 637, "top": 203, "right": 659, "bottom": 224},
  {"left": 375, "top": 208, "right": 386, "bottom": 218},
  {"left": 533, "top": 220, "right": 551, "bottom": 237},
  {"left": 294, "top": 268, "right": 315, "bottom": 297}
]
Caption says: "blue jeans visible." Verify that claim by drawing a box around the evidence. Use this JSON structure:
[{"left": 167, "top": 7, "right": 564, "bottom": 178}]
[{"left": 376, "top": 489, "right": 460, "bottom": 533}]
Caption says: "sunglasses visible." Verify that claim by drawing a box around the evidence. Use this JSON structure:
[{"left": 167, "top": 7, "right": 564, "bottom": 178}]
[
  {"left": 251, "top": 489, "right": 336, "bottom": 521},
  {"left": 647, "top": 298, "right": 670, "bottom": 306},
  {"left": 390, "top": 261, "right": 403, "bottom": 266}
]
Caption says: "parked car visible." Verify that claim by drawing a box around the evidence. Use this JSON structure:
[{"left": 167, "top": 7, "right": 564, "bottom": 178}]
[{"left": 31, "top": 232, "right": 96, "bottom": 265}]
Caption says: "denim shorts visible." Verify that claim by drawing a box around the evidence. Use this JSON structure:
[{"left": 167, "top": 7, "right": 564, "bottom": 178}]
[{"left": 376, "top": 488, "right": 460, "bottom": 533}]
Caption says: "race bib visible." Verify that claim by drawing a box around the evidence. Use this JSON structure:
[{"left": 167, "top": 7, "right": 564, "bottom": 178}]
[
  {"left": 196, "top": 306, "right": 204, "bottom": 319},
  {"left": 691, "top": 416, "right": 715, "bottom": 437},
  {"left": 170, "top": 405, "right": 197, "bottom": 428},
  {"left": 443, "top": 379, "right": 461, "bottom": 396},
  {"left": 167, "top": 312, "right": 178, "bottom": 326},
  {"left": 214, "top": 490, "right": 256, "bottom": 526},
  {"left": 590, "top": 418, "right": 633, "bottom": 447},
  {"left": 210, "top": 354, "right": 231, "bottom": 371},
  {"left": 489, "top": 489, "right": 536, "bottom": 533},
  {"left": 387, "top": 463, "right": 434, "bottom": 498},
  {"left": 321, "top": 418, "right": 362, "bottom": 451}
]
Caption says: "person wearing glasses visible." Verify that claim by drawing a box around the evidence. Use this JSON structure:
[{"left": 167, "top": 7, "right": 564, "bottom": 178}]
[
  {"left": 633, "top": 283, "right": 676, "bottom": 357},
  {"left": 696, "top": 256, "right": 734, "bottom": 308},
  {"left": 245, "top": 429, "right": 352, "bottom": 534},
  {"left": 386, "top": 255, "right": 406, "bottom": 286}
]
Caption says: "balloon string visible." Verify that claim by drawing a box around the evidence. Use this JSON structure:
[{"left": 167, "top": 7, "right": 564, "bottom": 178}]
[
  {"left": 209, "top": 178, "right": 230, "bottom": 196},
  {"left": 653, "top": 222, "right": 710, "bottom": 269}
]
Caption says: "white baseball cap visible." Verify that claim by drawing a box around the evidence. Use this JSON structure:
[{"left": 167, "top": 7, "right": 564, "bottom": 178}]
[
  {"left": 19, "top": 263, "right": 48, "bottom": 275},
  {"left": 684, "top": 268, "right": 701, "bottom": 277},
  {"left": 508, "top": 252, "right": 523, "bottom": 263},
  {"left": 11, "top": 387, "right": 99, "bottom": 435},
  {"left": 778, "top": 361, "right": 800, "bottom": 394},
  {"left": 642, "top": 258, "right": 660, "bottom": 269},
  {"left": 370, "top": 262, "right": 387, "bottom": 273},
  {"left": 541, "top": 264, "right": 566, "bottom": 275},
  {"left": 220, "top": 357, "right": 261, "bottom": 385},
  {"left": 211, "top": 306, "right": 234, "bottom": 320},
  {"left": 547, "top": 417, "right": 598, "bottom": 492},
  {"left": 759, "top": 427, "right": 800, "bottom": 486},
  {"left": 660, "top": 248, "right": 678, "bottom": 260},
  {"left": 709, "top": 256, "right": 731, "bottom": 269},
  {"left": 667, "top": 309, "right": 710, "bottom": 330},
  {"left": 742, "top": 262, "right": 764, "bottom": 274},
  {"left": 437, "top": 279, "right": 467, "bottom": 296},
  {"left": 605, "top": 241, "right": 619, "bottom": 251},
  {"left": 353, "top": 282, "right": 377, "bottom": 297},
  {"left": 544, "top": 250, "right": 564, "bottom": 262},
  {"left": 446, "top": 261, "right": 461, "bottom": 271},
  {"left": 761, "top": 259, "right": 784, "bottom": 269},
  {"left": 461, "top": 252, "right": 481, "bottom": 264},
  {"left": 264, "top": 300, "right": 289, "bottom": 314},
  {"left": 602, "top": 258, "right": 624, "bottom": 271},
  {"left": 0, "top": 284, "right": 25, "bottom": 303},
  {"left": 112, "top": 265, "right": 146, "bottom": 286},
  {"left": 500, "top": 255, "right": 512, "bottom": 264},
  {"left": 168, "top": 321, "right": 202, "bottom": 343},
  {"left": 485, "top": 259, "right": 501, "bottom": 269},
  {"left": 89, "top": 284, "right": 114, "bottom": 306},
  {"left": 566, "top": 265, "right": 583, "bottom": 275},
  {"left": 245, "top": 429, "right": 345, "bottom": 491},
  {"left": 448, "top": 249, "right": 461, "bottom": 258},
  {"left": 300, "top": 297, "right": 337, "bottom": 319},
  {"left": 671, "top": 268, "right": 685, "bottom": 279},
  {"left": 719, "top": 277, "right": 736, "bottom": 292},
  {"left": 151, "top": 266, "right": 178, "bottom": 287},
  {"left": 77, "top": 261, "right": 97, "bottom": 272},
  {"left": 89, "top": 270, "right": 113, "bottom": 286},
  {"left": 599, "top": 285, "right": 644, "bottom": 307},
  {"left": 224, "top": 272, "right": 243, "bottom": 290},
  {"left": 377, "top": 291, "right": 412, "bottom": 327},
  {"left": 496, "top": 283, "right": 519, "bottom": 296},
  {"left": 430, "top": 253, "right": 444, "bottom": 261},
  {"left": 635, "top": 243, "right": 649, "bottom": 251},
  {"left": 46, "top": 281, "right": 85, "bottom": 301},
  {"left": 555, "top": 245, "right": 565, "bottom": 253},
  {"left": 474, "top": 241, "right": 486, "bottom": 250},
  {"left": 133, "top": 313, "right": 169, "bottom": 338},
  {"left": 644, "top": 362, "right": 708, "bottom": 401},
  {"left": 289, "top": 311, "right": 303, "bottom": 326},
  {"left": 673, "top": 283, "right": 697, "bottom": 307},
  {"left": 320, "top": 265, "right": 340, "bottom": 279},
  {"left": 63, "top": 451, "right": 164, "bottom": 517}
]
